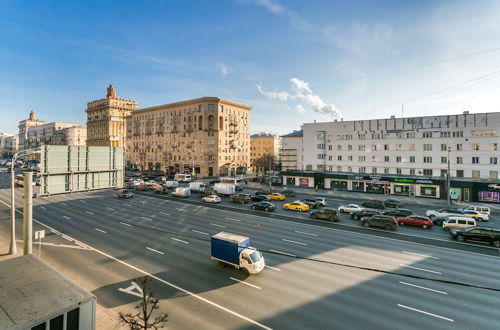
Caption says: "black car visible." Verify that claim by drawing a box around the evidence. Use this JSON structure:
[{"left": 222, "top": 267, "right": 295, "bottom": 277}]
[
  {"left": 451, "top": 227, "right": 500, "bottom": 247},
  {"left": 361, "top": 215, "right": 398, "bottom": 230},
  {"left": 384, "top": 199, "right": 405, "bottom": 208},
  {"left": 280, "top": 190, "right": 295, "bottom": 197},
  {"left": 117, "top": 189, "right": 134, "bottom": 199},
  {"left": 251, "top": 201, "right": 275, "bottom": 212},
  {"left": 209, "top": 178, "right": 221, "bottom": 184},
  {"left": 310, "top": 208, "right": 339, "bottom": 221},
  {"left": 255, "top": 189, "right": 271, "bottom": 196},
  {"left": 296, "top": 199, "right": 319, "bottom": 209},
  {"left": 383, "top": 209, "right": 414, "bottom": 217},
  {"left": 230, "top": 193, "right": 251, "bottom": 204},
  {"left": 432, "top": 217, "right": 446, "bottom": 226},
  {"left": 350, "top": 209, "right": 382, "bottom": 220},
  {"left": 154, "top": 188, "right": 169, "bottom": 195},
  {"left": 361, "top": 199, "right": 386, "bottom": 209},
  {"left": 251, "top": 195, "right": 271, "bottom": 202}
]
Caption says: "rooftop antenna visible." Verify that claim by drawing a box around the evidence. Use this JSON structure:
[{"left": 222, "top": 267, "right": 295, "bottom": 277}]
[{"left": 401, "top": 104, "right": 404, "bottom": 118}]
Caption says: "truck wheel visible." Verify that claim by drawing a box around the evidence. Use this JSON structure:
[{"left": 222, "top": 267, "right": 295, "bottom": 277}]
[{"left": 241, "top": 267, "right": 249, "bottom": 276}]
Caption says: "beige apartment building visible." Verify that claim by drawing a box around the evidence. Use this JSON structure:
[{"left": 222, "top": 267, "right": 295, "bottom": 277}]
[
  {"left": 86, "top": 85, "right": 137, "bottom": 147},
  {"left": 49, "top": 125, "right": 87, "bottom": 146},
  {"left": 249, "top": 132, "right": 281, "bottom": 173},
  {"left": 126, "top": 97, "right": 251, "bottom": 177},
  {"left": 18, "top": 111, "right": 49, "bottom": 150}
]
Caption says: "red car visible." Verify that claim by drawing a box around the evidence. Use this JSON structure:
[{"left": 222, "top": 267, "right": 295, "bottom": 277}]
[{"left": 396, "top": 215, "right": 433, "bottom": 229}]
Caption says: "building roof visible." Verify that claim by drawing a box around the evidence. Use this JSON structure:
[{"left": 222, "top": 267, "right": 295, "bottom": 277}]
[
  {"left": 250, "top": 133, "right": 275, "bottom": 138},
  {"left": 138, "top": 97, "right": 251, "bottom": 113},
  {"left": 281, "top": 130, "right": 303, "bottom": 138}
]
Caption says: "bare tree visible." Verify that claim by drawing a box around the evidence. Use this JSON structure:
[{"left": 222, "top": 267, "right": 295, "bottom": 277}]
[
  {"left": 119, "top": 276, "right": 168, "bottom": 329},
  {"left": 252, "top": 153, "right": 278, "bottom": 175}
]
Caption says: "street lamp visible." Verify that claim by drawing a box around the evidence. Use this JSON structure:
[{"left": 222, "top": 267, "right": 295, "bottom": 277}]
[
  {"left": 447, "top": 146, "right": 451, "bottom": 206},
  {"left": 9, "top": 148, "right": 40, "bottom": 255}
]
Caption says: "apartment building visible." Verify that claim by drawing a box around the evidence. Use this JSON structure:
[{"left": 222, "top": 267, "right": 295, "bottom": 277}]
[
  {"left": 249, "top": 132, "right": 281, "bottom": 172},
  {"left": 0, "top": 133, "right": 18, "bottom": 158},
  {"left": 25, "top": 122, "right": 86, "bottom": 148},
  {"left": 86, "top": 85, "right": 137, "bottom": 147},
  {"left": 280, "top": 129, "right": 303, "bottom": 171},
  {"left": 18, "top": 111, "right": 49, "bottom": 150},
  {"left": 125, "top": 97, "right": 251, "bottom": 177},
  {"left": 49, "top": 125, "right": 87, "bottom": 146}
]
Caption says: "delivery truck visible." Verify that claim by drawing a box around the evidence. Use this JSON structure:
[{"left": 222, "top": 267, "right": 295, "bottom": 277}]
[
  {"left": 172, "top": 187, "right": 190, "bottom": 198},
  {"left": 189, "top": 181, "right": 206, "bottom": 192},
  {"left": 214, "top": 182, "right": 235, "bottom": 196},
  {"left": 211, "top": 232, "right": 265, "bottom": 275}
]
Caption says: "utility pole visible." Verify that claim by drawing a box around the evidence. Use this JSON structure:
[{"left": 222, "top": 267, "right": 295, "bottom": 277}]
[
  {"left": 447, "top": 146, "right": 451, "bottom": 206},
  {"left": 23, "top": 171, "right": 33, "bottom": 255}
]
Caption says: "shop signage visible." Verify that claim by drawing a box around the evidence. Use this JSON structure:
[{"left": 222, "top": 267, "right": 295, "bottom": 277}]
[
  {"left": 488, "top": 184, "right": 500, "bottom": 190},
  {"left": 415, "top": 180, "right": 434, "bottom": 184},
  {"left": 480, "top": 191, "right": 500, "bottom": 202},
  {"left": 299, "top": 178, "right": 309, "bottom": 187},
  {"left": 393, "top": 178, "right": 415, "bottom": 183}
]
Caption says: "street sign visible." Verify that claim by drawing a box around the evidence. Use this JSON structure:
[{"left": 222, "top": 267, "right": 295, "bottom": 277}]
[{"left": 34, "top": 230, "right": 45, "bottom": 240}]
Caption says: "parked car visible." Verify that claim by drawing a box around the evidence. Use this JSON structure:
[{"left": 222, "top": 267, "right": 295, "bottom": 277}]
[
  {"left": 462, "top": 210, "right": 489, "bottom": 222},
  {"left": 295, "top": 199, "right": 319, "bottom": 209},
  {"left": 384, "top": 199, "right": 405, "bottom": 208},
  {"left": 283, "top": 202, "right": 310, "bottom": 212},
  {"left": 426, "top": 208, "right": 464, "bottom": 219},
  {"left": 117, "top": 189, "right": 134, "bottom": 199},
  {"left": 267, "top": 193, "right": 286, "bottom": 201},
  {"left": 255, "top": 189, "right": 271, "bottom": 196},
  {"left": 314, "top": 197, "right": 327, "bottom": 206},
  {"left": 383, "top": 209, "right": 414, "bottom": 217},
  {"left": 350, "top": 209, "right": 382, "bottom": 220},
  {"left": 230, "top": 193, "right": 251, "bottom": 204},
  {"left": 396, "top": 215, "right": 433, "bottom": 229},
  {"left": 280, "top": 189, "right": 295, "bottom": 197},
  {"left": 154, "top": 188, "right": 170, "bottom": 195},
  {"left": 144, "top": 180, "right": 157, "bottom": 186},
  {"left": 361, "top": 215, "right": 398, "bottom": 230},
  {"left": 251, "top": 201, "right": 275, "bottom": 212},
  {"left": 202, "top": 195, "right": 221, "bottom": 203},
  {"left": 338, "top": 204, "right": 363, "bottom": 213},
  {"left": 442, "top": 216, "right": 477, "bottom": 231},
  {"left": 251, "top": 195, "right": 271, "bottom": 202},
  {"left": 310, "top": 208, "right": 339, "bottom": 221},
  {"left": 451, "top": 227, "right": 500, "bottom": 247},
  {"left": 361, "top": 199, "right": 386, "bottom": 209},
  {"left": 460, "top": 205, "right": 491, "bottom": 216}
]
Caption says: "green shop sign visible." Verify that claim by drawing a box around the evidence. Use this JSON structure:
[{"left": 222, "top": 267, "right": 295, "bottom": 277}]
[{"left": 393, "top": 178, "right": 415, "bottom": 183}]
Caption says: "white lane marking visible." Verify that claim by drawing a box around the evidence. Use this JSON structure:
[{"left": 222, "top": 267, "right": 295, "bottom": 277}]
[
  {"left": 265, "top": 265, "right": 281, "bottom": 271},
  {"left": 230, "top": 277, "right": 261, "bottom": 290},
  {"left": 94, "top": 228, "right": 107, "bottom": 234},
  {"left": 192, "top": 230, "right": 209, "bottom": 235},
  {"left": 397, "top": 304, "right": 454, "bottom": 322},
  {"left": 86, "top": 211, "right": 95, "bottom": 215},
  {"left": 282, "top": 238, "right": 308, "bottom": 246},
  {"left": 62, "top": 215, "right": 71, "bottom": 220},
  {"left": 159, "top": 211, "right": 171, "bottom": 216},
  {"left": 40, "top": 206, "right": 46, "bottom": 210},
  {"left": 80, "top": 200, "right": 87, "bottom": 203},
  {"left": 146, "top": 247, "right": 164, "bottom": 255},
  {"left": 270, "top": 249, "right": 296, "bottom": 257},
  {"left": 171, "top": 237, "right": 189, "bottom": 244},
  {"left": 141, "top": 217, "right": 153, "bottom": 221},
  {"left": 120, "top": 222, "right": 132, "bottom": 227},
  {"left": 294, "top": 230, "right": 318, "bottom": 237},
  {"left": 210, "top": 223, "right": 226, "bottom": 228},
  {"left": 62, "top": 203, "right": 68, "bottom": 206},
  {"left": 123, "top": 204, "right": 132, "bottom": 206},
  {"left": 106, "top": 207, "right": 115, "bottom": 211},
  {"left": 75, "top": 241, "right": 92, "bottom": 249},
  {"left": 61, "top": 235, "right": 73, "bottom": 242},
  {"left": 399, "top": 281, "right": 447, "bottom": 295},
  {"left": 402, "top": 251, "right": 439, "bottom": 259},
  {"left": 399, "top": 264, "right": 442, "bottom": 275},
  {"left": 225, "top": 217, "right": 241, "bottom": 222}
]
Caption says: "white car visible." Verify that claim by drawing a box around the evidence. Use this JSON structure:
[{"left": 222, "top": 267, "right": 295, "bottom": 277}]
[
  {"left": 144, "top": 180, "right": 157, "bottom": 186},
  {"left": 338, "top": 204, "right": 363, "bottom": 213},
  {"left": 202, "top": 195, "right": 221, "bottom": 203},
  {"left": 315, "top": 197, "right": 327, "bottom": 206},
  {"left": 425, "top": 208, "right": 463, "bottom": 219}
]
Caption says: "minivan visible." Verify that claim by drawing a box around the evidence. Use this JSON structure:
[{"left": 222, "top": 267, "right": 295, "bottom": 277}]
[
  {"left": 461, "top": 205, "right": 491, "bottom": 216},
  {"left": 442, "top": 216, "right": 476, "bottom": 231}
]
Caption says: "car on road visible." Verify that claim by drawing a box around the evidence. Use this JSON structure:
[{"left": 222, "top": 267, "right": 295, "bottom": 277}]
[
  {"left": 460, "top": 205, "right": 491, "bottom": 216},
  {"left": 384, "top": 199, "right": 405, "bottom": 208},
  {"left": 426, "top": 208, "right": 464, "bottom": 219},
  {"left": 310, "top": 208, "right": 339, "bottom": 221},
  {"left": 383, "top": 208, "right": 414, "bottom": 217},
  {"left": 361, "top": 215, "right": 398, "bottom": 230},
  {"left": 450, "top": 227, "right": 500, "bottom": 247},
  {"left": 267, "top": 193, "right": 286, "bottom": 201},
  {"left": 350, "top": 209, "right": 382, "bottom": 220},
  {"left": 280, "top": 189, "right": 295, "bottom": 197},
  {"left": 361, "top": 199, "right": 386, "bottom": 209},
  {"left": 338, "top": 204, "right": 363, "bottom": 213},
  {"left": 135, "top": 185, "right": 150, "bottom": 191},
  {"left": 255, "top": 189, "right": 271, "bottom": 196},
  {"left": 396, "top": 215, "right": 433, "bottom": 229},
  {"left": 295, "top": 199, "right": 319, "bottom": 209},
  {"left": 462, "top": 210, "right": 489, "bottom": 222},
  {"left": 202, "top": 195, "right": 221, "bottom": 203},
  {"left": 149, "top": 184, "right": 162, "bottom": 191},
  {"left": 230, "top": 193, "right": 251, "bottom": 204},
  {"left": 251, "top": 195, "right": 270, "bottom": 202},
  {"left": 283, "top": 202, "right": 310, "bottom": 212},
  {"left": 315, "top": 197, "right": 327, "bottom": 206},
  {"left": 117, "top": 189, "right": 134, "bottom": 199},
  {"left": 251, "top": 201, "right": 275, "bottom": 212},
  {"left": 442, "top": 216, "right": 476, "bottom": 231},
  {"left": 208, "top": 178, "right": 221, "bottom": 185},
  {"left": 154, "top": 188, "right": 170, "bottom": 195},
  {"left": 200, "top": 188, "right": 218, "bottom": 198},
  {"left": 144, "top": 180, "right": 157, "bottom": 186}
]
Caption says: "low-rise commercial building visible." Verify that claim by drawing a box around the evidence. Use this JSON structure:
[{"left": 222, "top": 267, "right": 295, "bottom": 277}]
[
  {"left": 249, "top": 132, "right": 281, "bottom": 173},
  {"left": 280, "top": 129, "right": 303, "bottom": 171},
  {"left": 18, "top": 111, "right": 49, "bottom": 150}
]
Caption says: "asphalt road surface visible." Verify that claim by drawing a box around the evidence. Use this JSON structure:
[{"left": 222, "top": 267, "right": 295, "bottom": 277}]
[{"left": 1, "top": 173, "right": 500, "bottom": 329}]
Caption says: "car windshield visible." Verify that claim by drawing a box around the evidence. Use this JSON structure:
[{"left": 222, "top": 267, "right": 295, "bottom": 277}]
[{"left": 249, "top": 250, "right": 263, "bottom": 263}]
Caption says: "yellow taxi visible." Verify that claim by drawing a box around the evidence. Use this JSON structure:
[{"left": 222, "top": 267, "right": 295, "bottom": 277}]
[
  {"left": 283, "top": 201, "right": 310, "bottom": 212},
  {"left": 149, "top": 184, "right": 162, "bottom": 191},
  {"left": 267, "top": 193, "right": 286, "bottom": 201}
]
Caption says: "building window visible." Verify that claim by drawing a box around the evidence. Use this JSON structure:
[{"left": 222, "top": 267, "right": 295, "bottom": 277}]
[
  {"left": 337, "top": 145, "right": 342, "bottom": 150},
  {"left": 359, "top": 156, "right": 366, "bottom": 162},
  {"left": 208, "top": 104, "right": 215, "bottom": 112},
  {"left": 396, "top": 168, "right": 402, "bottom": 174},
  {"left": 441, "top": 157, "right": 447, "bottom": 164},
  {"left": 338, "top": 155, "right": 342, "bottom": 161},
  {"left": 348, "top": 145, "right": 352, "bottom": 151},
  {"left": 409, "top": 168, "right": 415, "bottom": 175},
  {"left": 490, "top": 143, "right": 498, "bottom": 151},
  {"left": 348, "top": 155, "right": 353, "bottom": 161},
  {"left": 384, "top": 144, "right": 389, "bottom": 150},
  {"left": 441, "top": 144, "right": 447, "bottom": 151},
  {"left": 328, "top": 145, "right": 333, "bottom": 150},
  {"left": 472, "top": 157, "right": 480, "bottom": 164},
  {"left": 490, "top": 157, "right": 498, "bottom": 165},
  {"left": 372, "top": 145, "right": 377, "bottom": 151},
  {"left": 396, "top": 156, "right": 401, "bottom": 163},
  {"left": 384, "top": 168, "right": 389, "bottom": 174},
  {"left": 372, "top": 167, "right": 377, "bottom": 173},
  {"left": 359, "top": 167, "right": 366, "bottom": 173},
  {"left": 456, "top": 170, "right": 464, "bottom": 178},
  {"left": 490, "top": 171, "right": 499, "bottom": 180},
  {"left": 472, "top": 170, "right": 480, "bottom": 179},
  {"left": 409, "top": 144, "right": 416, "bottom": 151},
  {"left": 348, "top": 166, "right": 352, "bottom": 172},
  {"left": 317, "top": 154, "right": 325, "bottom": 159},
  {"left": 457, "top": 157, "right": 463, "bottom": 164},
  {"left": 423, "top": 156, "right": 432, "bottom": 163},
  {"left": 441, "top": 169, "right": 448, "bottom": 177},
  {"left": 384, "top": 156, "right": 389, "bottom": 162},
  {"left": 409, "top": 156, "right": 415, "bottom": 163},
  {"left": 457, "top": 144, "right": 463, "bottom": 151},
  {"left": 423, "top": 169, "right": 433, "bottom": 176},
  {"left": 358, "top": 145, "right": 365, "bottom": 151},
  {"left": 472, "top": 144, "right": 480, "bottom": 151},
  {"left": 328, "top": 155, "right": 333, "bottom": 160},
  {"left": 423, "top": 144, "right": 432, "bottom": 151},
  {"left": 423, "top": 131, "right": 432, "bottom": 138},
  {"left": 337, "top": 166, "right": 342, "bottom": 171},
  {"left": 317, "top": 143, "right": 325, "bottom": 149}
]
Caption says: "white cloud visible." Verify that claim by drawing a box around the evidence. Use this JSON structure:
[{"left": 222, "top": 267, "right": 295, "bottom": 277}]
[
  {"left": 253, "top": 0, "right": 284, "bottom": 15},
  {"left": 256, "top": 84, "right": 290, "bottom": 101},
  {"left": 290, "top": 78, "right": 312, "bottom": 94},
  {"left": 216, "top": 63, "right": 229, "bottom": 75},
  {"left": 296, "top": 104, "right": 305, "bottom": 113}
]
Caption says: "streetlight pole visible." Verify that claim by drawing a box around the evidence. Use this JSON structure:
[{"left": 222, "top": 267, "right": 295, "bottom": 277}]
[{"left": 447, "top": 146, "right": 451, "bottom": 206}]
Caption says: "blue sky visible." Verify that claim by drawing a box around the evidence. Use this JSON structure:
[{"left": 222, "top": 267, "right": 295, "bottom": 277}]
[{"left": 1, "top": 0, "right": 500, "bottom": 135}]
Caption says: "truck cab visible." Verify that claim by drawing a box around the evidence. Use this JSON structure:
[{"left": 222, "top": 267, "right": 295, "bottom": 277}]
[{"left": 239, "top": 248, "right": 265, "bottom": 274}]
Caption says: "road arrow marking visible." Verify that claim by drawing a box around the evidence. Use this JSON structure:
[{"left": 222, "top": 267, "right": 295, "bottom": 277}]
[{"left": 118, "top": 281, "right": 144, "bottom": 298}]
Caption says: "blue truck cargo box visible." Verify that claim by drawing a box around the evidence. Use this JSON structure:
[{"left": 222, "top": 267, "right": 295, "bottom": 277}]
[{"left": 211, "top": 232, "right": 250, "bottom": 265}]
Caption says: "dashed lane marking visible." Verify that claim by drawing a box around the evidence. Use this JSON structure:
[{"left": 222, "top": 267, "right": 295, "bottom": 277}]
[
  {"left": 141, "top": 217, "right": 153, "bottom": 221},
  {"left": 120, "top": 222, "right": 132, "bottom": 227},
  {"left": 106, "top": 207, "right": 115, "bottom": 211},
  {"left": 171, "top": 237, "right": 189, "bottom": 244},
  {"left": 86, "top": 211, "right": 95, "bottom": 215},
  {"left": 399, "top": 264, "right": 442, "bottom": 275},
  {"left": 402, "top": 251, "right": 439, "bottom": 259},
  {"left": 159, "top": 211, "right": 171, "bottom": 216},
  {"left": 270, "top": 249, "right": 296, "bottom": 257},
  {"left": 265, "top": 265, "right": 281, "bottom": 271},
  {"left": 62, "top": 215, "right": 71, "bottom": 220},
  {"left": 94, "top": 228, "right": 107, "bottom": 234},
  {"left": 294, "top": 230, "right": 318, "bottom": 237},
  {"left": 146, "top": 247, "right": 164, "bottom": 255},
  {"left": 210, "top": 223, "right": 226, "bottom": 228},
  {"left": 399, "top": 281, "right": 447, "bottom": 295},
  {"left": 225, "top": 217, "right": 241, "bottom": 222},
  {"left": 192, "top": 230, "right": 209, "bottom": 235},
  {"left": 397, "top": 304, "right": 453, "bottom": 322},
  {"left": 230, "top": 277, "right": 261, "bottom": 289},
  {"left": 282, "top": 238, "right": 308, "bottom": 246}
]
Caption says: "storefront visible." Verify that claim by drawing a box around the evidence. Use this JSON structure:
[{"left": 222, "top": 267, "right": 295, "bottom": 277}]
[
  {"left": 391, "top": 178, "right": 416, "bottom": 196},
  {"left": 415, "top": 180, "right": 442, "bottom": 198},
  {"left": 476, "top": 182, "right": 500, "bottom": 203},
  {"left": 331, "top": 179, "right": 348, "bottom": 190},
  {"left": 281, "top": 172, "right": 315, "bottom": 188}
]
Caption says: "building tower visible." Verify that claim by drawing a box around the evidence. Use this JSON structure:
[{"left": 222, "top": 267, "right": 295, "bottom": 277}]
[{"left": 85, "top": 85, "right": 137, "bottom": 147}]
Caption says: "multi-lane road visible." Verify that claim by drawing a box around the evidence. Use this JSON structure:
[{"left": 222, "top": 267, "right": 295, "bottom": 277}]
[{"left": 1, "top": 172, "right": 500, "bottom": 329}]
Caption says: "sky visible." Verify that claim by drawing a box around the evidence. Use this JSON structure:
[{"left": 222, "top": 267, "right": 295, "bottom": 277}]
[{"left": 1, "top": 0, "right": 500, "bottom": 135}]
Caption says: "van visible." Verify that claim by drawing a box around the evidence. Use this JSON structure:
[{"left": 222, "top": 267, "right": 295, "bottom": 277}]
[
  {"left": 174, "top": 173, "right": 192, "bottom": 183},
  {"left": 461, "top": 205, "right": 491, "bottom": 216},
  {"left": 189, "top": 181, "right": 206, "bottom": 192},
  {"left": 172, "top": 187, "right": 190, "bottom": 198},
  {"left": 442, "top": 216, "right": 476, "bottom": 231}
]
